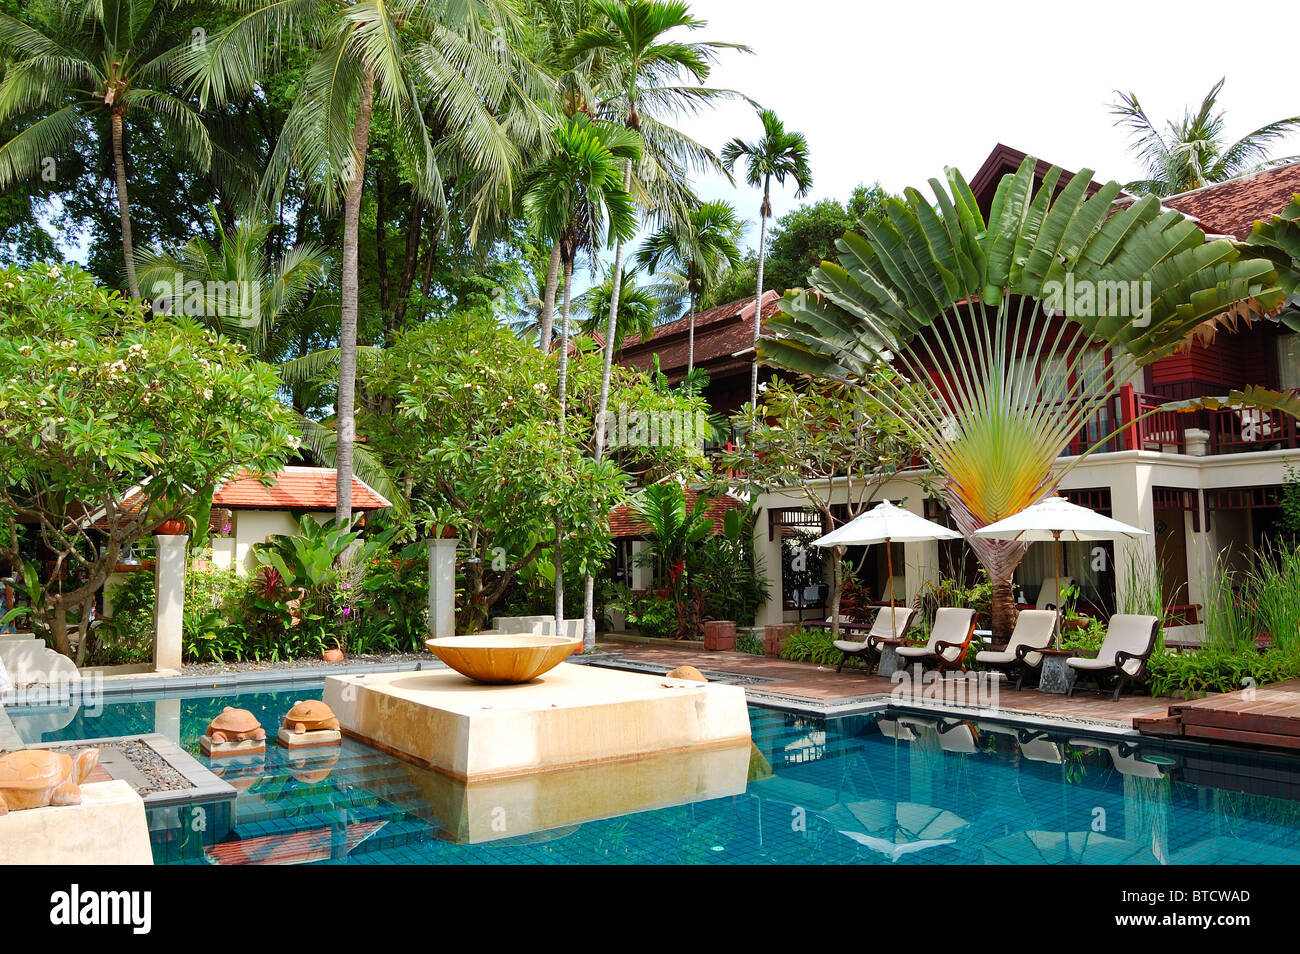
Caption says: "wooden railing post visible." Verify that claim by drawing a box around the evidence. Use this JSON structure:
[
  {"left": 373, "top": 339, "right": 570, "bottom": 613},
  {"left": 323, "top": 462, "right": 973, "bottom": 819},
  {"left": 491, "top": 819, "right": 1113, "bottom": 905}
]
[{"left": 1120, "top": 384, "right": 1140, "bottom": 451}]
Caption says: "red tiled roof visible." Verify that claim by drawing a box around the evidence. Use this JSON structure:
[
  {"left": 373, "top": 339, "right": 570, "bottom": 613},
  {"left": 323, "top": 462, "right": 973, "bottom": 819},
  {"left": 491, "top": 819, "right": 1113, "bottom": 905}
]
[
  {"left": 1158, "top": 162, "right": 1300, "bottom": 239},
  {"left": 609, "top": 490, "right": 745, "bottom": 539},
  {"left": 616, "top": 290, "right": 783, "bottom": 379},
  {"left": 213, "top": 467, "right": 392, "bottom": 511}
]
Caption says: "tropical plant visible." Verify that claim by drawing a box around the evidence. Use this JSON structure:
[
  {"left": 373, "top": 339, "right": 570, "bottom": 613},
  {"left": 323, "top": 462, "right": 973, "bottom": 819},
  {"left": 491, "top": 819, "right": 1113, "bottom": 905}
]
[
  {"left": 721, "top": 107, "right": 812, "bottom": 406},
  {"left": 630, "top": 482, "right": 713, "bottom": 638},
  {"left": 570, "top": 0, "right": 747, "bottom": 647},
  {"left": 635, "top": 198, "right": 744, "bottom": 370},
  {"left": 0, "top": 263, "right": 295, "bottom": 660},
  {"left": 0, "top": 0, "right": 213, "bottom": 298},
  {"left": 524, "top": 110, "right": 640, "bottom": 633},
  {"left": 716, "top": 372, "right": 930, "bottom": 635},
  {"left": 182, "top": 0, "right": 545, "bottom": 529},
  {"left": 686, "top": 505, "right": 769, "bottom": 625},
  {"left": 1111, "top": 78, "right": 1300, "bottom": 196},
  {"left": 577, "top": 263, "right": 665, "bottom": 348},
  {"left": 761, "top": 155, "right": 1284, "bottom": 636}
]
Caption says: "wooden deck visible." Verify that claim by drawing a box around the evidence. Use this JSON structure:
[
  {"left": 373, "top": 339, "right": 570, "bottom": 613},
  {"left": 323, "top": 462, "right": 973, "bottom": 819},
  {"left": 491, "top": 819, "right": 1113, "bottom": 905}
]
[
  {"left": 594, "top": 639, "right": 1174, "bottom": 727},
  {"left": 1136, "top": 679, "right": 1300, "bottom": 751}
]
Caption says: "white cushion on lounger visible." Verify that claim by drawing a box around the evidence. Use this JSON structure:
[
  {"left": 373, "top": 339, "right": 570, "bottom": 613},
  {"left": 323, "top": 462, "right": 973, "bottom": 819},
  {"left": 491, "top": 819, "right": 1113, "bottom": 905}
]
[
  {"left": 833, "top": 607, "right": 914, "bottom": 653},
  {"left": 1066, "top": 614, "right": 1157, "bottom": 676},
  {"left": 974, "top": 610, "right": 1056, "bottom": 668},
  {"left": 895, "top": 607, "right": 974, "bottom": 662}
]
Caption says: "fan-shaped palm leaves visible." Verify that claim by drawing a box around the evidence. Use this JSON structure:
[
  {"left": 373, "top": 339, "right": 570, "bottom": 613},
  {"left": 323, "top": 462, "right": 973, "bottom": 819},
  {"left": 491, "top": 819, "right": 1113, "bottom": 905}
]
[
  {"left": 1111, "top": 79, "right": 1300, "bottom": 197},
  {"left": 0, "top": 0, "right": 213, "bottom": 298},
  {"left": 635, "top": 198, "right": 743, "bottom": 370},
  {"left": 762, "top": 156, "right": 1284, "bottom": 635},
  {"left": 722, "top": 107, "right": 812, "bottom": 406}
]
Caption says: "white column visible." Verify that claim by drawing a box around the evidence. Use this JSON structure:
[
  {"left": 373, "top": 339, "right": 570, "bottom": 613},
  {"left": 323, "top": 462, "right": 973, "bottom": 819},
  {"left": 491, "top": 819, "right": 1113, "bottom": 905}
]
[
  {"left": 753, "top": 515, "right": 783, "bottom": 627},
  {"left": 629, "top": 540, "right": 651, "bottom": 592},
  {"left": 427, "top": 537, "right": 457, "bottom": 638},
  {"left": 153, "top": 533, "right": 188, "bottom": 672},
  {"left": 1110, "top": 464, "right": 1157, "bottom": 609},
  {"left": 900, "top": 496, "right": 939, "bottom": 603}
]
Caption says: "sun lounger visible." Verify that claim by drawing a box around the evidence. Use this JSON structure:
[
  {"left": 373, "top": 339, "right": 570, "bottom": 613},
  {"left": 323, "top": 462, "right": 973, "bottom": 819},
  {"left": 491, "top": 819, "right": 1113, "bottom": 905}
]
[
  {"left": 973, "top": 609, "right": 1057, "bottom": 689},
  {"left": 831, "top": 606, "right": 915, "bottom": 673},
  {"left": 894, "top": 607, "right": 976, "bottom": 673},
  {"left": 1065, "top": 614, "right": 1159, "bottom": 700}
]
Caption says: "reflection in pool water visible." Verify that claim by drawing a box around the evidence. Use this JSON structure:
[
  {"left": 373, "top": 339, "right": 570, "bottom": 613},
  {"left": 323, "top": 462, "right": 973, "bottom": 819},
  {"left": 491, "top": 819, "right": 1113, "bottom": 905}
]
[{"left": 9, "top": 681, "right": 1300, "bottom": 864}]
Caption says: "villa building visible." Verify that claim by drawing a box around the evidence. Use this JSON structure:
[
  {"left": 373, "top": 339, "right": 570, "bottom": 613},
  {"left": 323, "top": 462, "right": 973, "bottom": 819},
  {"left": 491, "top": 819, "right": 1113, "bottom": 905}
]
[{"left": 614, "top": 144, "right": 1300, "bottom": 641}]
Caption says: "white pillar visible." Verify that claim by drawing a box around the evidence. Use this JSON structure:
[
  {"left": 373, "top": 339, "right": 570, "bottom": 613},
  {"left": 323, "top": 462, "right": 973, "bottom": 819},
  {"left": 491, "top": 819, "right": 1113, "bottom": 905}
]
[
  {"left": 630, "top": 540, "right": 652, "bottom": 592},
  {"left": 153, "top": 534, "right": 188, "bottom": 672},
  {"left": 753, "top": 515, "right": 783, "bottom": 627},
  {"left": 900, "top": 495, "right": 939, "bottom": 603},
  {"left": 427, "top": 537, "right": 457, "bottom": 638}
]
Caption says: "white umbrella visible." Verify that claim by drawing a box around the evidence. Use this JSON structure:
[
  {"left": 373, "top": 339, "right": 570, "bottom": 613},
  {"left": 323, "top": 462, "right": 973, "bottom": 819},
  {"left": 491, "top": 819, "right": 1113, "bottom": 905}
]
[
  {"left": 812, "top": 501, "right": 963, "bottom": 629},
  {"left": 972, "top": 496, "right": 1148, "bottom": 621}
]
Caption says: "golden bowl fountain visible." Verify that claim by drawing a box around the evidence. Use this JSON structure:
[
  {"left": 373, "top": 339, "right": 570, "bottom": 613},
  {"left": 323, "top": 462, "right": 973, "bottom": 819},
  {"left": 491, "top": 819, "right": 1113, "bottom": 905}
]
[{"left": 425, "top": 634, "right": 581, "bottom": 684}]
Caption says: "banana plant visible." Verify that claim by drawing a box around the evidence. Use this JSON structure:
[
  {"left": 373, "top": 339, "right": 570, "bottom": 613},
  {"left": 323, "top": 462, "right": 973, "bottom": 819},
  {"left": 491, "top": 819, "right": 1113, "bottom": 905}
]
[{"left": 761, "top": 155, "right": 1285, "bottom": 636}]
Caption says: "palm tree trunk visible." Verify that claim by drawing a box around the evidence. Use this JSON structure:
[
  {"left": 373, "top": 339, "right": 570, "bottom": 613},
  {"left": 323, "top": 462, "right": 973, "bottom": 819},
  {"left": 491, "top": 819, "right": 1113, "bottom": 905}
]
[
  {"left": 554, "top": 256, "right": 574, "bottom": 631},
  {"left": 749, "top": 183, "right": 772, "bottom": 409},
  {"left": 335, "top": 67, "right": 376, "bottom": 529},
  {"left": 110, "top": 111, "right": 140, "bottom": 300},
  {"left": 581, "top": 160, "right": 637, "bottom": 650},
  {"left": 687, "top": 289, "right": 698, "bottom": 374},
  {"left": 539, "top": 243, "right": 561, "bottom": 351}
]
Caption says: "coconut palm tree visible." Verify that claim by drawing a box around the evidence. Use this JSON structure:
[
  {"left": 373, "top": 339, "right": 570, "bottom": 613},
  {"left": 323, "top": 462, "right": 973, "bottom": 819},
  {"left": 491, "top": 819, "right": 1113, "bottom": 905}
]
[
  {"left": 761, "top": 156, "right": 1284, "bottom": 637},
  {"left": 180, "top": 0, "right": 543, "bottom": 528},
  {"left": 635, "top": 198, "right": 743, "bottom": 371},
  {"left": 523, "top": 111, "right": 640, "bottom": 635},
  {"left": 0, "top": 0, "right": 213, "bottom": 299},
  {"left": 569, "top": 0, "right": 745, "bottom": 646},
  {"left": 721, "top": 107, "right": 812, "bottom": 407},
  {"left": 1111, "top": 79, "right": 1300, "bottom": 197}
]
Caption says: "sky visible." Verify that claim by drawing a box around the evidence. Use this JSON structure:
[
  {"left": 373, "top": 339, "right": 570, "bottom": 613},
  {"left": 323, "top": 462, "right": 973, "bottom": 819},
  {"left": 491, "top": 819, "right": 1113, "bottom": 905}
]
[{"left": 671, "top": 0, "right": 1300, "bottom": 253}]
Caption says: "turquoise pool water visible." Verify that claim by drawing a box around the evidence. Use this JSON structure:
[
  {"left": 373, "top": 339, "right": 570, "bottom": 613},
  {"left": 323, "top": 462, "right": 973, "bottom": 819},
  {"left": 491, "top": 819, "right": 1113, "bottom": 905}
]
[{"left": 10, "top": 679, "right": 1300, "bottom": 864}]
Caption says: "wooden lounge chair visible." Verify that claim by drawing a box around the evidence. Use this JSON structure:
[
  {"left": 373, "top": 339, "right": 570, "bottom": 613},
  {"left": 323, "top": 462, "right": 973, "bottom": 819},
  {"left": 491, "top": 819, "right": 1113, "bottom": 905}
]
[
  {"left": 973, "top": 609, "right": 1057, "bottom": 690},
  {"left": 894, "top": 607, "right": 977, "bottom": 673},
  {"left": 831, "top": 606, "right": 915, "bottom": 673},
  {"left": 1036, "top": 576, "right": 1073, "bottom": 611},
  {"left": 1066, "top": 614, "right": 1159, "bottom": 701}
]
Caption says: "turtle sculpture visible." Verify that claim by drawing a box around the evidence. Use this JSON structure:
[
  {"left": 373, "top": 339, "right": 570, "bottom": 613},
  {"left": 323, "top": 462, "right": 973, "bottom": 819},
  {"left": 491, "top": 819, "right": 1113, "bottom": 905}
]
[
  {"left": 0, "top": 748, "right": 99, "bottom": 815},
  {"left": 206, "top": 707, "right": 266, "bottom": 743},
  {"left": 665, "top": 665, "right": 708, "bottom": 683},
  {"left": 283, "top": 700, "right": 340, "bottom": 735}
]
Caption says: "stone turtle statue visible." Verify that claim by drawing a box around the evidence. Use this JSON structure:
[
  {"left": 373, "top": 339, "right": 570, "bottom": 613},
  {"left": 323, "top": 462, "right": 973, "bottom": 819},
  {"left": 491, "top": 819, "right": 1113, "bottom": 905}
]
[{"left": 0, "top": 748, "right": 99, "bottom": 814}]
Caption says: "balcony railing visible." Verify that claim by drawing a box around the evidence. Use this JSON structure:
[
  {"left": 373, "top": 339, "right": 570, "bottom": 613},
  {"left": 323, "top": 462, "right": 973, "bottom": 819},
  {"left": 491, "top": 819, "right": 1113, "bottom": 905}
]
[{"left": 1119, "top": 384, "right": 1300, "bottom": 456}]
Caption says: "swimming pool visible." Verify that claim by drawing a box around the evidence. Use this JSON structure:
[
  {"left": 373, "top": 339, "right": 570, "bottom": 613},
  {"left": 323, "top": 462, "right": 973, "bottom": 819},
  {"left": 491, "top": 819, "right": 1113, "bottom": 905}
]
[{"left": 10, "top": 679, "right": 1300, "bottom": 864}]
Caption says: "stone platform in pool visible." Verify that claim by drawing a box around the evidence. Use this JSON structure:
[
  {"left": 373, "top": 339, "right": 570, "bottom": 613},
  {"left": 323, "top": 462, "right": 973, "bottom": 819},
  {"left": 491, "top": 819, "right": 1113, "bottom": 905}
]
[{"left": 323, "top": 663, "right": 751, "bottom": 780}]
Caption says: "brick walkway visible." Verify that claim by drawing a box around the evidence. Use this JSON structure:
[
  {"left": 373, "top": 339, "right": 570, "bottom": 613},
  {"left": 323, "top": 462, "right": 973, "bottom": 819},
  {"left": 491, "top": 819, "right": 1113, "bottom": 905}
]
[{"left": 594, "top": 639, "right": 1177, "bottom": 727}]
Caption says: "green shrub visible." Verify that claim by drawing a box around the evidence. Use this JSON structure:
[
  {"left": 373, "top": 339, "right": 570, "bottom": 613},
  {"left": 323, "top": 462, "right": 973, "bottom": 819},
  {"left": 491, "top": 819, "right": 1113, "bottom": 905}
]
[
  {"left": 736, "top": 630, "right": 764, "bottom": 655},
  {"left": 623, "top": 593, "right": 679, "bottom": 640},
  {"left": 779, "top": 626, "right": 868, "bottom": 667},
  {"left": 1146, "top": 645, "right": 1300, "bottom": 697},
  {"left": 94, "top": 565, "right": 243, "bottom": 665}
]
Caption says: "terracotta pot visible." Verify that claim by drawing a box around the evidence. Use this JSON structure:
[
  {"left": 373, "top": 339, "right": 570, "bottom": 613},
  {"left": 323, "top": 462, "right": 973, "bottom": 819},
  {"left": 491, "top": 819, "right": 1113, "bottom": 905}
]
[
  {"left": 155, "top": 518, "right": 187, "bottom": 536},
  {"left": 323, "top": 648, "right": 344, "bottom": 663}
]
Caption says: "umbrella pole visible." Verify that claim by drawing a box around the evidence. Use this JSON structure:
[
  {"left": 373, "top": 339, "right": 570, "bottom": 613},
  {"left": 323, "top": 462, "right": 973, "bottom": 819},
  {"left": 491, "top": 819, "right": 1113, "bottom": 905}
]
[
  {"left": 1054, "top": 530, "right": 1063, "bottom": 638},
  {"left": 887, "top": 537, "right": 896, "bottom": 635}
]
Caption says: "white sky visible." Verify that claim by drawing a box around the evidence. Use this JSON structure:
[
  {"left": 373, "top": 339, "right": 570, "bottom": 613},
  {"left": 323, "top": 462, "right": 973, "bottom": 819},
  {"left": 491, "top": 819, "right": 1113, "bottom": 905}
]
[{"left": 674, "top": 0, "right": 1300, "bottom": 252}]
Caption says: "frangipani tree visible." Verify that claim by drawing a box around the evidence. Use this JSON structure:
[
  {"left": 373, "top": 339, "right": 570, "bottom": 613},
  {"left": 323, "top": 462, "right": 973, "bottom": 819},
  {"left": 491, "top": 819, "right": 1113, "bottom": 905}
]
[{"left": 761, "top": 156, "right": 1284, "bottom": 636}]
